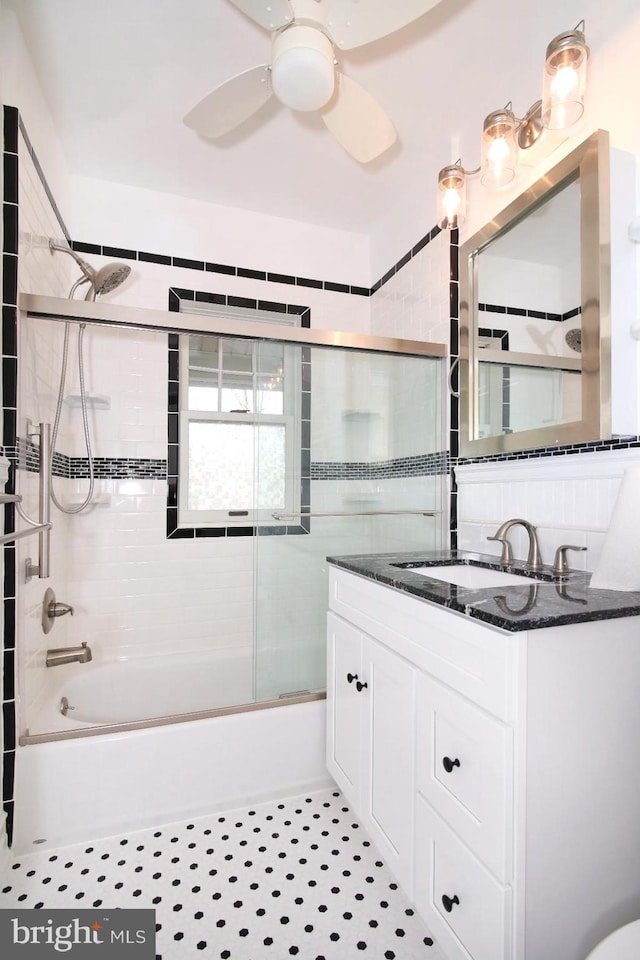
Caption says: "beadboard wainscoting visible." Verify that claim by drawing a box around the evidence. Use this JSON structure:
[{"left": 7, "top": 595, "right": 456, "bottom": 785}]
[{"left": 455, "top": 448, "right": 640, "bottom": 574}]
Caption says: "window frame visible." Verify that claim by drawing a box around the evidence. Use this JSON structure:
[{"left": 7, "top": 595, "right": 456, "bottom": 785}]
[{"left": 177, "top": 335, "right": 300, "bottom": 528}]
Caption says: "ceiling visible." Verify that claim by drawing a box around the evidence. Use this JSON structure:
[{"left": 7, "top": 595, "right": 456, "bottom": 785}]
[{"left": 8, "top": 0, "right": 596, "bottom": 236}]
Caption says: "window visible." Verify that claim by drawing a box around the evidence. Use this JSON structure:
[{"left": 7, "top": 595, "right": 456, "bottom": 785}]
[{"left": 178, "top": 334, "right": 300, "bottom": 528}]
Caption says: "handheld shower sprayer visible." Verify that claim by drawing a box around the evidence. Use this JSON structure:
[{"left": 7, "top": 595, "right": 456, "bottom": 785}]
[
  {"left": 49, "top": 240, "right": 131, "bottom": 300},
  {"left": 43, "top": 240, "right": 132, "bottom": 515}
]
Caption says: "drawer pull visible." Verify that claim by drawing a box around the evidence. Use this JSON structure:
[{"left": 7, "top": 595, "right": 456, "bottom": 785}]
[
  {"left": 347, "top": 673, "right": 358, "bottom": 684},
  {"left": 356, "top": 680, "right": 368, "bottom": 692},
  {"left": 442, "top": 893, "right": 460, "bottom": 913},
  {"left": 442, "top": 756, "right": 461, "bottom": 773}
]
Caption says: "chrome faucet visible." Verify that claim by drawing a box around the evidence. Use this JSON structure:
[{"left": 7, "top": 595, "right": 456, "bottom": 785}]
[
  {"left": 46, "top": 641, "right": 92, "bottom": 667},
  {"left": 487, "top": 518, "right": 544, "bottom": 571}
]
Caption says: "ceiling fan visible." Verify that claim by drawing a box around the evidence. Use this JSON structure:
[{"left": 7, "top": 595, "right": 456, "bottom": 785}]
[{"left": 183, "top": 0, "right": 444, "bottom": 163}]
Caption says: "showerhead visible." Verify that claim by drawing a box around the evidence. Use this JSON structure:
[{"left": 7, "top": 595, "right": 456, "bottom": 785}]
[
  {"left": 49, "top": 240, "right": 131, "bottom": 299},
  {"left": 91, "top": 262, "right": 131, "bottom": 297}
]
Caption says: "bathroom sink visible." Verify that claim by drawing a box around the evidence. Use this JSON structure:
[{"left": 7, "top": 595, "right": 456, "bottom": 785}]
[{"left": 398, "top": 564, "right": 544, "bottom": 589}]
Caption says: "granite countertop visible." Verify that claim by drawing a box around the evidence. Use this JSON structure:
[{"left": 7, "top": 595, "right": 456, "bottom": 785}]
[{"left": 326, "top": 549, "right": 640, "bottom": 632}]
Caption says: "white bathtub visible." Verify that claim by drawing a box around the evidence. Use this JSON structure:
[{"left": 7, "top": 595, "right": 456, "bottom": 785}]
[
  {"left": 14, "top": 698, "right": 329, "bottom": 853},
  {"left": 39, "top": 646, "right": 255, "bottom": 728}
]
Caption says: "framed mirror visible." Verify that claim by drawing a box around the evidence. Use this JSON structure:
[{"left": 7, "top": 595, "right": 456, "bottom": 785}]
[{"left": 459, "top": 129, "right": 611, "bottom": 457}]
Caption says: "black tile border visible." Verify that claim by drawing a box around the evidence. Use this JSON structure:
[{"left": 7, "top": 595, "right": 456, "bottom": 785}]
[
  {"left": 166, "top": 292, "right": 312, "bottom": 539},
  {"left": 448, "top": 229, "right": 459, "bottom": 550},
  {"left": 454, "top": 434, "right": 640, "bottom": 467},
  {"left": 479, "top": 302, "right": 582, "bottom": 323},
  {"left": 71, "top": 224, "right": 443, "bottom": 300},
  {"left": 2, "top": 104, "right": 19, "bottom": 847}
]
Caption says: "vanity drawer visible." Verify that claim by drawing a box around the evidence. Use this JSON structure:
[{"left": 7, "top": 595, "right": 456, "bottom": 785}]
[
  {"left": 416, "top": 675, "right": 513, "bottom": 882},
  {"left": 329, "top": 568, "right": 515, "bottom": 720},
  {"left": 415, "top": 795, "right": 512, "bottom": 960}
]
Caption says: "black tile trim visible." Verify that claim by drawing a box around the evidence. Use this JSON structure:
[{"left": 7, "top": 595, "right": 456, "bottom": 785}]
[
  {"left": 479, "top": 302, "right": 582, "bottom": 322},
  {"left": 454, "top": 434, "right": 640, "bottom": 467},
  {"left": 2, "top": 106, "right": 20, "bottom": 846},
  {"left": 70, "top": 218, "right": 445, "bottom": 298},
  {"left": 167, "top": 289, "right": 312, "bottom": 539}
]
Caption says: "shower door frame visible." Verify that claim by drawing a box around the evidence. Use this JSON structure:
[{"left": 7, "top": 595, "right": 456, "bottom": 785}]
[
  {"left": 20, "top": 294, "right": 448, "bottom": 358},
  {"left": 17, "top": 294, "right": 447, "bottom": 744}
]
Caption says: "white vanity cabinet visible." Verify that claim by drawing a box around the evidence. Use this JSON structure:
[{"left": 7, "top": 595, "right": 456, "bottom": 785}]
[
  {"left": 326, "top": 610, "right": 416, "bottom": 895},
  {"left": 326, "top": 565, "right": 640, "bottom": 960}
]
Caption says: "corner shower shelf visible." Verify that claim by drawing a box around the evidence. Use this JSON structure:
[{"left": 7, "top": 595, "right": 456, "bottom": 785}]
[{"left": 64, "top": 393, "right": 111, "bottom": 409}]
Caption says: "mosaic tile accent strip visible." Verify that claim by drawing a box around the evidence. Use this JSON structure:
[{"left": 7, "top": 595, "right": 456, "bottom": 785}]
[
  {"left": 0, "top": 788, "right": 441, "bottom": 960},
  {"left": 311, "top": 453, "right": 449, "bottom": 480},
  {"left": 6, "top": 440, "right": 167, "bottom": 480}
]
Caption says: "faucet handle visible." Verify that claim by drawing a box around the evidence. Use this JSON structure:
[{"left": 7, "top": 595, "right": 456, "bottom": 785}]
[
  {"left": 552, "top": 544, "right": 587, "bottom": 577},
  {"left": 49, "top": 601, "right": 74, "bottom": 618},
  {"left": 487, "top": 535, "right": 514, "bottom": 566}
]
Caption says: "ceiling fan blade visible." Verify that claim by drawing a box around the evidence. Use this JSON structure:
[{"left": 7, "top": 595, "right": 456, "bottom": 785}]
[
  {"left": 321, "top": 72, "right": 396, "bottom": 163},
  {"left": 226, "top": 0, "right": 294, "bottom": 31},
  {"left": 325, "top": 0, "right": 444, "bottom": 49},
  {"left": 183, "top": 65, "right": 273, "bottom": 138}
]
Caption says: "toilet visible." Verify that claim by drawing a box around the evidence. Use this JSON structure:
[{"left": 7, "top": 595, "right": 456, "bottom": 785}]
[{"left": 585, "top": 920, "right": 640, "bottom": 959}]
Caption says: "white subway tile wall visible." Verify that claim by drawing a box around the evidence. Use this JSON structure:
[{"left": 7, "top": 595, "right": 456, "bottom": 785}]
[
  {"left": 370, "top": 231, "right": 450, "bottom": 345},
  {"left": 18, "top": 131, "right": 72, "bottom": 300}
]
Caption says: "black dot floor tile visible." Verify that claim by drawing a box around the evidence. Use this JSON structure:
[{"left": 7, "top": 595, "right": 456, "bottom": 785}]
[{"left": 0, "top": 788, "right": 441, "bottom": 959}]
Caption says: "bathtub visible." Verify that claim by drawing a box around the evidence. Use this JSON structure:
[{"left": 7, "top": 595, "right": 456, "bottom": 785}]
[
  {"left": 35, "top": 646, "right": 256, "bottom": 729},
  {"left": 14, "top": 695, "right": 329, "bottom": 853}
]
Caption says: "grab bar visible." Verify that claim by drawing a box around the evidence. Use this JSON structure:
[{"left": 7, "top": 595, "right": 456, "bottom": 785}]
[
  {"left": 23, "top": 422, "right": 52, "bottom": 579},
  {"left": 272, "top": 509, "right": 441, "bottom": 520},
  {"left": 4, "top": 422, "right": 53, "bottom": 580},
  {"left": 0, "top": 522, "right": 52, "bottom": 546}
]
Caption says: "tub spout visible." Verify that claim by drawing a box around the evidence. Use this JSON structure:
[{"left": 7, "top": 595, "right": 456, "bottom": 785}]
[{"left": 46, "top": 641, "right": 92, "bottom": 667}]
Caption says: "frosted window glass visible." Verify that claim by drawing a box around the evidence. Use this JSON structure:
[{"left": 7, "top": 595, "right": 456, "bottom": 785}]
[{"left": 188, "top": 422, "right": 286, "bottom": 512}]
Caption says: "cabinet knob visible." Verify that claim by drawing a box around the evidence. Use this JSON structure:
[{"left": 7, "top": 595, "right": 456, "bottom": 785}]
[
  {"left": 356, "top": 680, "right": 368, "bottom": 692},
  {"left": 442, "top": 894, "right": 460, "bottom": 913},
  {"left": 442, "top": 756, "right": 461, "bottom": 773},
  {"left": 347, "top": 673, "right": 358, "bottom": 684}
]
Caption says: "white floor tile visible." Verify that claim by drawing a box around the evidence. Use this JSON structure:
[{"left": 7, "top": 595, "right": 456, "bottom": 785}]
[{"left": 1, "top": 787, "right": 445, "bottom": 959}]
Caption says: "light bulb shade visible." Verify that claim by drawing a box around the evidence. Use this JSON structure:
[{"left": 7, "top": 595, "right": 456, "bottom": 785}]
[
  {"left": 437, "top": 165, "right": 466, "bottom": 230},
  {"left": 541, "top": 28, "right": 589, "bottom": 130},
  {"left": 481, "top": 109, "right": 518, "bottom": 188},
  {"left": 271, "top": 25, "right": 336, "bottom": 112}
]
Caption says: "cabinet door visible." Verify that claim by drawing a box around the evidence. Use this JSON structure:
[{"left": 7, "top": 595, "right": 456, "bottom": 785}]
[
  {"left": 363, "top": 637, "right": 417, "bottom": 897},
  {"left": 326, "top": 611, "right": 363, "bottom": 807},
  {"left": 415, "top": 796, "right": 512, "bottom": 960},
  {"left": 416, "top": 674, "right": 513, "bottom": 882}
]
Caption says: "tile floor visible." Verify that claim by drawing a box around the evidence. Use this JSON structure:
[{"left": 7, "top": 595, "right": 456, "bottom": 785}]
[{"left": 1, "top": 787, "right": 444, "bottom": 959}]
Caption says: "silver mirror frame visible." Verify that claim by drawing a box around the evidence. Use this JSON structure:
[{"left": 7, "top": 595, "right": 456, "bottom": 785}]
[{"left": 459, "top": 129, "right": 611, "bottom": 457}]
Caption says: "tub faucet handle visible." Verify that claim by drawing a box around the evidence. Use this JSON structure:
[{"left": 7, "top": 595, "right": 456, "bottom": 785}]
[{"left": 49, "top": 600, "right": 74, "bottom": 618}]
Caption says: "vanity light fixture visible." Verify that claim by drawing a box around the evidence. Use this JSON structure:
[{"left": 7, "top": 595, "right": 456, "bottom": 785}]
[
  {"left": 437, "top": 21, "right": 589, "bottom": 229},
  {"left": 437, "top": 160, "right": 479, "bottom": 230}
]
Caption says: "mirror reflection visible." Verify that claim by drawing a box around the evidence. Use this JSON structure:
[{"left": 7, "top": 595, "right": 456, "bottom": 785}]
[
  {"left": 460, "top": 130, "right": 610, "bottom": 456},
  {"left": 476, "top": 177, "right": 582, "bottom": 439}
]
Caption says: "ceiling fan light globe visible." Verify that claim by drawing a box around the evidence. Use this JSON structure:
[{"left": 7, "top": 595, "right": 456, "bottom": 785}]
[{"left": 271, "top": 25, "right": 335, "bottom": 112}]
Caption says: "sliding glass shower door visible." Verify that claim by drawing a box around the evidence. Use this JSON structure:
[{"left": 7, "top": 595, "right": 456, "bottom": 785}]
[{"left": 253, "top": 342, "right": 445, "bottom": 702}]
